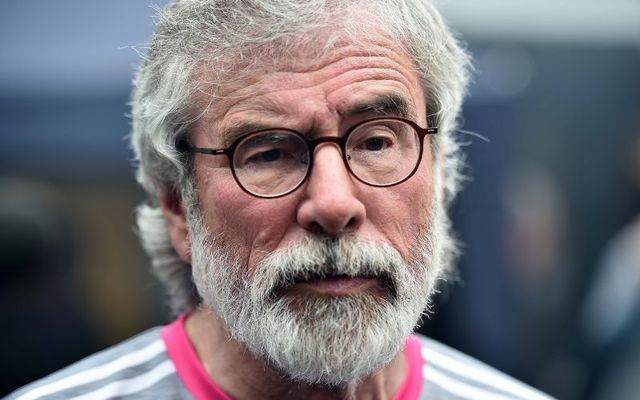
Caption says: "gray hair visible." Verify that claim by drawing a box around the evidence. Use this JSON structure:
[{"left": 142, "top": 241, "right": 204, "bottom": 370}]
[{"left": 130, "top": 0, "right": 471, "bottom": 315}]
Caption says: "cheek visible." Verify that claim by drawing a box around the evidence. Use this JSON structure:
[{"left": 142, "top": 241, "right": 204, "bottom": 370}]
[
  {"left": 197, "top": 169, "right": 298, "bottom": 266},
  {"left": 195, "top": 169, "right": 253, "bottom": 250},
  {"left": 412, "top": 161, "right": 435, "bottom": 226},
  {"left": 373, "top": 161, "right": 433, "bottom": 255},
  {"left": 412, "top": 146, "right": 435, "bottom": 214},
  {"left": 387, "top": 184, "right": 429, "bottom": 226}
]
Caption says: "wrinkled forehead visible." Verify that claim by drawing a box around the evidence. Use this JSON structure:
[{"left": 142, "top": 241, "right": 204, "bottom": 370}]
[{"left": 188, "top": 24, "right": 419, "bottom": 114}]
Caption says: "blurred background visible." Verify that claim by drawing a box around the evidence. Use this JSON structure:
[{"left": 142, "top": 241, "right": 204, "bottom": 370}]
[{"left": 1, "top": 0, "right": 639, "bottom": 398}]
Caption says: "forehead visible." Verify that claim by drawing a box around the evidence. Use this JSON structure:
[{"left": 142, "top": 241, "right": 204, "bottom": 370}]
[{"left": 189, "top": 30, "right": 425, "bottom": 141}]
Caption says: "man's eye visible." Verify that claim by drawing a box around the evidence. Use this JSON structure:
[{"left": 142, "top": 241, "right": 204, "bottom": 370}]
[
  {"left": 254, "top": 148, "right": 281, "bottom": 162},
  {"left": 364, "top": 137, "right": 386, "bottom": 151},
  {"left": 243, "top": 147, "right": 299, "bottom": 166}
]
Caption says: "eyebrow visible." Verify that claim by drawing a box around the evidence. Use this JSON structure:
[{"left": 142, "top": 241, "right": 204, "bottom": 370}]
[
  {"left": 220, "top": 97, "right": 291, "bottom": 146},
  {"left": 343, "top": 93, "right": 415, "bottom": 120},
  {"left": 221, "top": 122, "right": 273, "bottom": 147},
  {"left": 218, "top": 93, "right": 417, "bottom": 146}
]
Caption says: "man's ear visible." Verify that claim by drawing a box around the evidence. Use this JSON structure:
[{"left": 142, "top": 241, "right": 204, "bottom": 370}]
[{"left": 158, "top": 189, "right": 191, "bottom": 263}]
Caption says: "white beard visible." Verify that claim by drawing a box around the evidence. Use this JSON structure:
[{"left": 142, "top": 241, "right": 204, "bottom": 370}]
[{"left": 189, "top": 197, "right": 452, "bottom": 387}]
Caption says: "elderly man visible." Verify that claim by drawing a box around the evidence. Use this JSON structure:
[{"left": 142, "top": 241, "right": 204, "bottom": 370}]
[{"left": 9, "top": 0, "right": 553, "bottom": 399}]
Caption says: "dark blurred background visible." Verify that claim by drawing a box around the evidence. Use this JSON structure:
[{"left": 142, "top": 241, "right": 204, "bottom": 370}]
[{"left": 1, "top": 1, "right": 639, "bottom": 398}]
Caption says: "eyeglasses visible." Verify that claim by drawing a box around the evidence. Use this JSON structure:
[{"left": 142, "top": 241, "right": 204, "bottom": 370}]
[{"left": 182, "top": 117, "right": 437, "bottom": 198}]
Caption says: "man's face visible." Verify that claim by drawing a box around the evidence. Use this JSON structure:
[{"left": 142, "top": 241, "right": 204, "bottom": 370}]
[
  {"left": 181, "top": 33, "right": 449, "bottom": 385},
  {"left": 190, "top": 35, "right": 433, "bottom": 273}
]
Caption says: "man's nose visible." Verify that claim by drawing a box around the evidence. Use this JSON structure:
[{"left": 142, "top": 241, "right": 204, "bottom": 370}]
[{"left": 296, "top": 144, "right": 366, "bottom": 236}]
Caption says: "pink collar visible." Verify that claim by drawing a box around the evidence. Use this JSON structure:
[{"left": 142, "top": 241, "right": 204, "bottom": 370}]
[{"left": 161, "top": 314, "right": 423, "bottom": 399}]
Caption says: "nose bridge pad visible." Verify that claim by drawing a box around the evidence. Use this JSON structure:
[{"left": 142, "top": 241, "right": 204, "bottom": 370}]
[
  {"left": 310, "top": 136, "right": 344, "bottom": 155},
  {"left": 312, "top": 141, "right": 342, "bottom": 157}
]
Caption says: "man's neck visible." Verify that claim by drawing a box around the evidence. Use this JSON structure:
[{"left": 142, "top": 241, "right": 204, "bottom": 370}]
[{"left": 185, "top": 308, "right": 408, "bottom": 400}]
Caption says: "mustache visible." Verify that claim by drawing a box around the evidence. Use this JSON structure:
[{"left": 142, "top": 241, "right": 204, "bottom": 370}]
[{"left": 248, "top": 235, "right": 404, "bottom": 302}]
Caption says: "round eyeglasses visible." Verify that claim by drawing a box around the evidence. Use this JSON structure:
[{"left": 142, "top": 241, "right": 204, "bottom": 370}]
[{"left": 182, "top": 117, "right": 437, "bottom": 198}]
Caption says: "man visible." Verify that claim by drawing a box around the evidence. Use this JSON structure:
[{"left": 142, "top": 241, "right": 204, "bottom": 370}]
[{"left": 8, "top": 0, "right": 553, "bottom": 399}]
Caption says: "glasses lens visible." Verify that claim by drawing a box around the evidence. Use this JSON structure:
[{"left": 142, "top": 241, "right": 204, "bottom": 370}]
[
  {"left": 346, "top": 119, "right": 420, "bottom": 186},
  {"left": 233, "top": 130, "right": 309, "bottom": 197}
]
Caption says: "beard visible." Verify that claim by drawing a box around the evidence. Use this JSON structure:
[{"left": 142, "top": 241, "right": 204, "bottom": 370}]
[{"left": 188, "top": 197, "right": 453, "bottom": 387}]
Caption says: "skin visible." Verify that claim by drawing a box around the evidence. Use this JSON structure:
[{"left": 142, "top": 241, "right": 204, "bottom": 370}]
[{"left": 159, "top": 34, "right": 436, "bottom": 399}]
